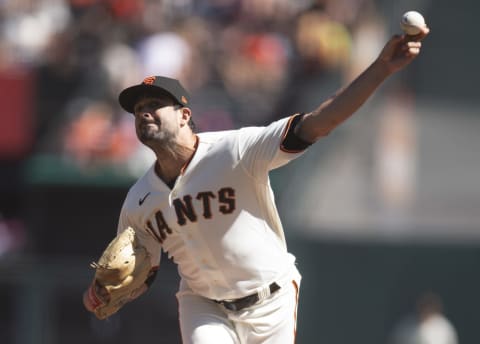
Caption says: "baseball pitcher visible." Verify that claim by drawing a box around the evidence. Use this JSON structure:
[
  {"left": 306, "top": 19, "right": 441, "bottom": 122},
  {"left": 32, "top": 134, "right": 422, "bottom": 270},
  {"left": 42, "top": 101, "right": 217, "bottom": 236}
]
[{"left": 83, "top": 27, "right": 429, "bottom": 343}]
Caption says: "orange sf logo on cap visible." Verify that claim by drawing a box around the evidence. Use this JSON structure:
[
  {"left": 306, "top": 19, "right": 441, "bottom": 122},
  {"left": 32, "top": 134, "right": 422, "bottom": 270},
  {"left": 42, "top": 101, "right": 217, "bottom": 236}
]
[
  {"left": 181, "top": 96, "right": 188, "bottom": 104},
  {"left": 143, "top": 76, "right": 156, "bottom": 85}
]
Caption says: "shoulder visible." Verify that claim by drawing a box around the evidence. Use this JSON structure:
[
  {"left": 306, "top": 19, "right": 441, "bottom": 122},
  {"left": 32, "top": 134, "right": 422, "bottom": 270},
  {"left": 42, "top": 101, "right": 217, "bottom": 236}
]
[
  {"left": 240, "top": 117, "right": 292, "bottom": 136},
  {"left": 197, "top": 129, "right": 238, "bottom": 143},
  {"left": 197, "top": 117, "right": 292, "bottom": 140}
]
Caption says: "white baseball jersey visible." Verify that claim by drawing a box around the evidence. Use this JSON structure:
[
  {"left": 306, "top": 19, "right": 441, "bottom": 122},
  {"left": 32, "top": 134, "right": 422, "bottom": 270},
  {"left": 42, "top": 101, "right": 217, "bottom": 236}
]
[{"left": 117, "top": 114, "right": 306, "bottom": 301}]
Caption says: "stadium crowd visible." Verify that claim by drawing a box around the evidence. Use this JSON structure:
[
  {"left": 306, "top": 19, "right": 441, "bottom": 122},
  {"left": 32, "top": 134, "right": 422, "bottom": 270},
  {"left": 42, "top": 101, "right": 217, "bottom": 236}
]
[{"left": 0, "top": 0, "right": 385, "bottom": 173}]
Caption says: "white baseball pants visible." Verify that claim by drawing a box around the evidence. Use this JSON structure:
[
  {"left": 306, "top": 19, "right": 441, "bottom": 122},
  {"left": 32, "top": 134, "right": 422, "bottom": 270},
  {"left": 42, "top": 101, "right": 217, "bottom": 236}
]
[{"left": 177, "top": 271, "right": 301, "bottom": 344}]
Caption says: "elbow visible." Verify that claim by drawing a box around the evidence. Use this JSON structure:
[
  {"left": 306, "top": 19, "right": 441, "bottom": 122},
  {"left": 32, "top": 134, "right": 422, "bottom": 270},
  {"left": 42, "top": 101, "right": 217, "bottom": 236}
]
[
  {"left": 297, "top": 112, "right": 337, "bottom": 142},
  {"left": 311, "top": 124, "right": 337, "bottom": 140},
  {"left": 318, "top": 126, "right": 336, "bottom": 137}
]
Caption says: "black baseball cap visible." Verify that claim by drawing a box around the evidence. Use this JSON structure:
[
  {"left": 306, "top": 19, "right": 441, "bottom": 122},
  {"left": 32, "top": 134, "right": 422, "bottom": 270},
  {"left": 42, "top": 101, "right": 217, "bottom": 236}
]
[{"left": 118, "top": 76, "right": 190, "bottom": 113}]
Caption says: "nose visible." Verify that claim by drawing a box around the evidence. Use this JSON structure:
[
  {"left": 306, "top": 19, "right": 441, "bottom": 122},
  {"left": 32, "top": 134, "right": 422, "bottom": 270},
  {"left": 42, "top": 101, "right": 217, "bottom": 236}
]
[{"left": 136, "top": 111, "right": 154, "bottom": 120}]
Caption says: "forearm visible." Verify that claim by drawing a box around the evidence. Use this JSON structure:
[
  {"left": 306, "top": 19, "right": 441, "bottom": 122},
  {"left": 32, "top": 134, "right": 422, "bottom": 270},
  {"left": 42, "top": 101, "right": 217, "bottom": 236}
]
[
  {"left": 296, "top": 27, "right": 430, "bottom": 142},
  {"left": 297, "top": 60, "right": 391, "bottom": 142}
]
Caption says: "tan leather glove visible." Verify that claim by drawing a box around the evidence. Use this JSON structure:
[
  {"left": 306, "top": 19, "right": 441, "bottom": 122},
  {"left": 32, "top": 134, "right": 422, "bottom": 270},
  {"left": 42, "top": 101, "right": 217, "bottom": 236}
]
[{"left": 85, "top": 227, "right": 152, "bottom": 320}]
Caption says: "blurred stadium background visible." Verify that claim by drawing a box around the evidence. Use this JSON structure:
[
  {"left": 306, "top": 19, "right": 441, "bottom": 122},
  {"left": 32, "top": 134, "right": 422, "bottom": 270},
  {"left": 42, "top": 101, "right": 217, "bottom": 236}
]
[{"left": 0, "top": 0, "right": 478, "bottom": 343}]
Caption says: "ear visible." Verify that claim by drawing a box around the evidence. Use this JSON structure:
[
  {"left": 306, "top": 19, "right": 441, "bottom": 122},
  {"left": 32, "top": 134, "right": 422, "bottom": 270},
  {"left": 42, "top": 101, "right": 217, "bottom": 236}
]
[{"left": 179, "top": 107, "right": 192, "bottom": 127}]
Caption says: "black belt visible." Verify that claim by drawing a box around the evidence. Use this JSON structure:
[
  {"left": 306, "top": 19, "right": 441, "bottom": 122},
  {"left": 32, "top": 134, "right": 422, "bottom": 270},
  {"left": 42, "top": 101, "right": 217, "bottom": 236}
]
[{"left": 215, "top": 282, "right": 281, "bottom": 312}]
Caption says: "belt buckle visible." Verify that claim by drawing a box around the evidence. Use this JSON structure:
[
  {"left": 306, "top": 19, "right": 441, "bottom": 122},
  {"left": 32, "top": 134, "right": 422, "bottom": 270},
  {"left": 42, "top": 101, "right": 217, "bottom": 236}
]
[
  {"left": 223, "top": 294, "right": 258, "bottom": 312},
  {"left": 217, "top": 282, "right": 280, "bottom": 312},
  {"left": 216, "top": 298, "right": 239, "bottom": 312},
  {"left": 222, "top": 301, "right": 239, "bottom": 312}
]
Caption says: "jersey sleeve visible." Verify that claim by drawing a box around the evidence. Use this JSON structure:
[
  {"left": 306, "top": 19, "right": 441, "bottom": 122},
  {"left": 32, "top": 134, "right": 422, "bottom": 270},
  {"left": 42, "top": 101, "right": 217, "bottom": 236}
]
[
  {"left": 117, "top": 204, "right": 162, "bottom": 268},
  {"left": 237, "top": 114, "right": 309, "bottom": 176},
  {"left": 280, "top": 113, "right": 313, "bottom": 152}
]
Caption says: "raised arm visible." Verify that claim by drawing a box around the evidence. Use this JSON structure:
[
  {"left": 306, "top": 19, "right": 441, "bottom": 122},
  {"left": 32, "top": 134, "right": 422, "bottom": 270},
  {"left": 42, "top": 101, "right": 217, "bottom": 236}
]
[{"left": 296, "top": 27, "right": 430, "bottom": 143}]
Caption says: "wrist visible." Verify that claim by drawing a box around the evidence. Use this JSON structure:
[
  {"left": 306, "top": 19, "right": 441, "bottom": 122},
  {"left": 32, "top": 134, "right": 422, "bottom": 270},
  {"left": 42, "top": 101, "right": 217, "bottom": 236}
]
[{"left": 84, "top": 282, "right": 105, "bottom": 311}]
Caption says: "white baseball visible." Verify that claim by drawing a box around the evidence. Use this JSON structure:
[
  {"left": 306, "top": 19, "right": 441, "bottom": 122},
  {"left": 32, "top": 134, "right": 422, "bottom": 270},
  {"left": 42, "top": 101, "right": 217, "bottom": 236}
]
[{"left": 400, "top": 11, "right": 426, "bottom": 35}]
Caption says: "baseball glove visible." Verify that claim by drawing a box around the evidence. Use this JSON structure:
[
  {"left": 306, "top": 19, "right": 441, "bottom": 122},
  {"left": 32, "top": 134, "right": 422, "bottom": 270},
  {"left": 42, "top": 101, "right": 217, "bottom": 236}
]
[{"left": 87, "top": 227, "right": 152, "bottom": 320}]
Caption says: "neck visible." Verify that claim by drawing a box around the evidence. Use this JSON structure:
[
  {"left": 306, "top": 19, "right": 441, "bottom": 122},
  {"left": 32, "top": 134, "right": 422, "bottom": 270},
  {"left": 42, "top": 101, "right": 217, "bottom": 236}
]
[{"left": 153, "top": 133, "right": 197, "bottom": 184}]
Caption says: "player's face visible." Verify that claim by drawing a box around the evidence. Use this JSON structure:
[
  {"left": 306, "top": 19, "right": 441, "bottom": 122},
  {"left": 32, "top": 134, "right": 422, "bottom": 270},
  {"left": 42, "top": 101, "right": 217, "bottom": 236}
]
[{"left": 133, "top": 96, "right": 181, "bottom": 146}]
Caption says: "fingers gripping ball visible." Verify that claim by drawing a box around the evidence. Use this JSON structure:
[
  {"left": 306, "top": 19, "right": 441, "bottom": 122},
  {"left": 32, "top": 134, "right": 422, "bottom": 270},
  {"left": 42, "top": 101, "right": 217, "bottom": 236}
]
[
  {"left": 400, "top": 11, "right": 426, "bottom": 35},
  {"left": 87, "top": 227, "right": 152, "bottom": 319}
]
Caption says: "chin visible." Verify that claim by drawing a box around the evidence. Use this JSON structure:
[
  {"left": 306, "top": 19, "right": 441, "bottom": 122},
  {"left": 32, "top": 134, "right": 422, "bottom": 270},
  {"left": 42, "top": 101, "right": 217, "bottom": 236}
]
[
  {"left": 138, "top": 127, "right": 157, "bottom": 140},
  {"left": 139, "top": 131, "right": 172, "bottom": 146},
  {"left": 139, "top": 133, "right": 156, "bottom": 144}
]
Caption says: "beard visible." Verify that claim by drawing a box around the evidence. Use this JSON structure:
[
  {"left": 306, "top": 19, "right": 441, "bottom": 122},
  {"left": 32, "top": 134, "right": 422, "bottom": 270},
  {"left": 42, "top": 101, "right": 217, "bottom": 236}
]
[{"left": 137, "top": 123, "right": 180, "bottom": 156}]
